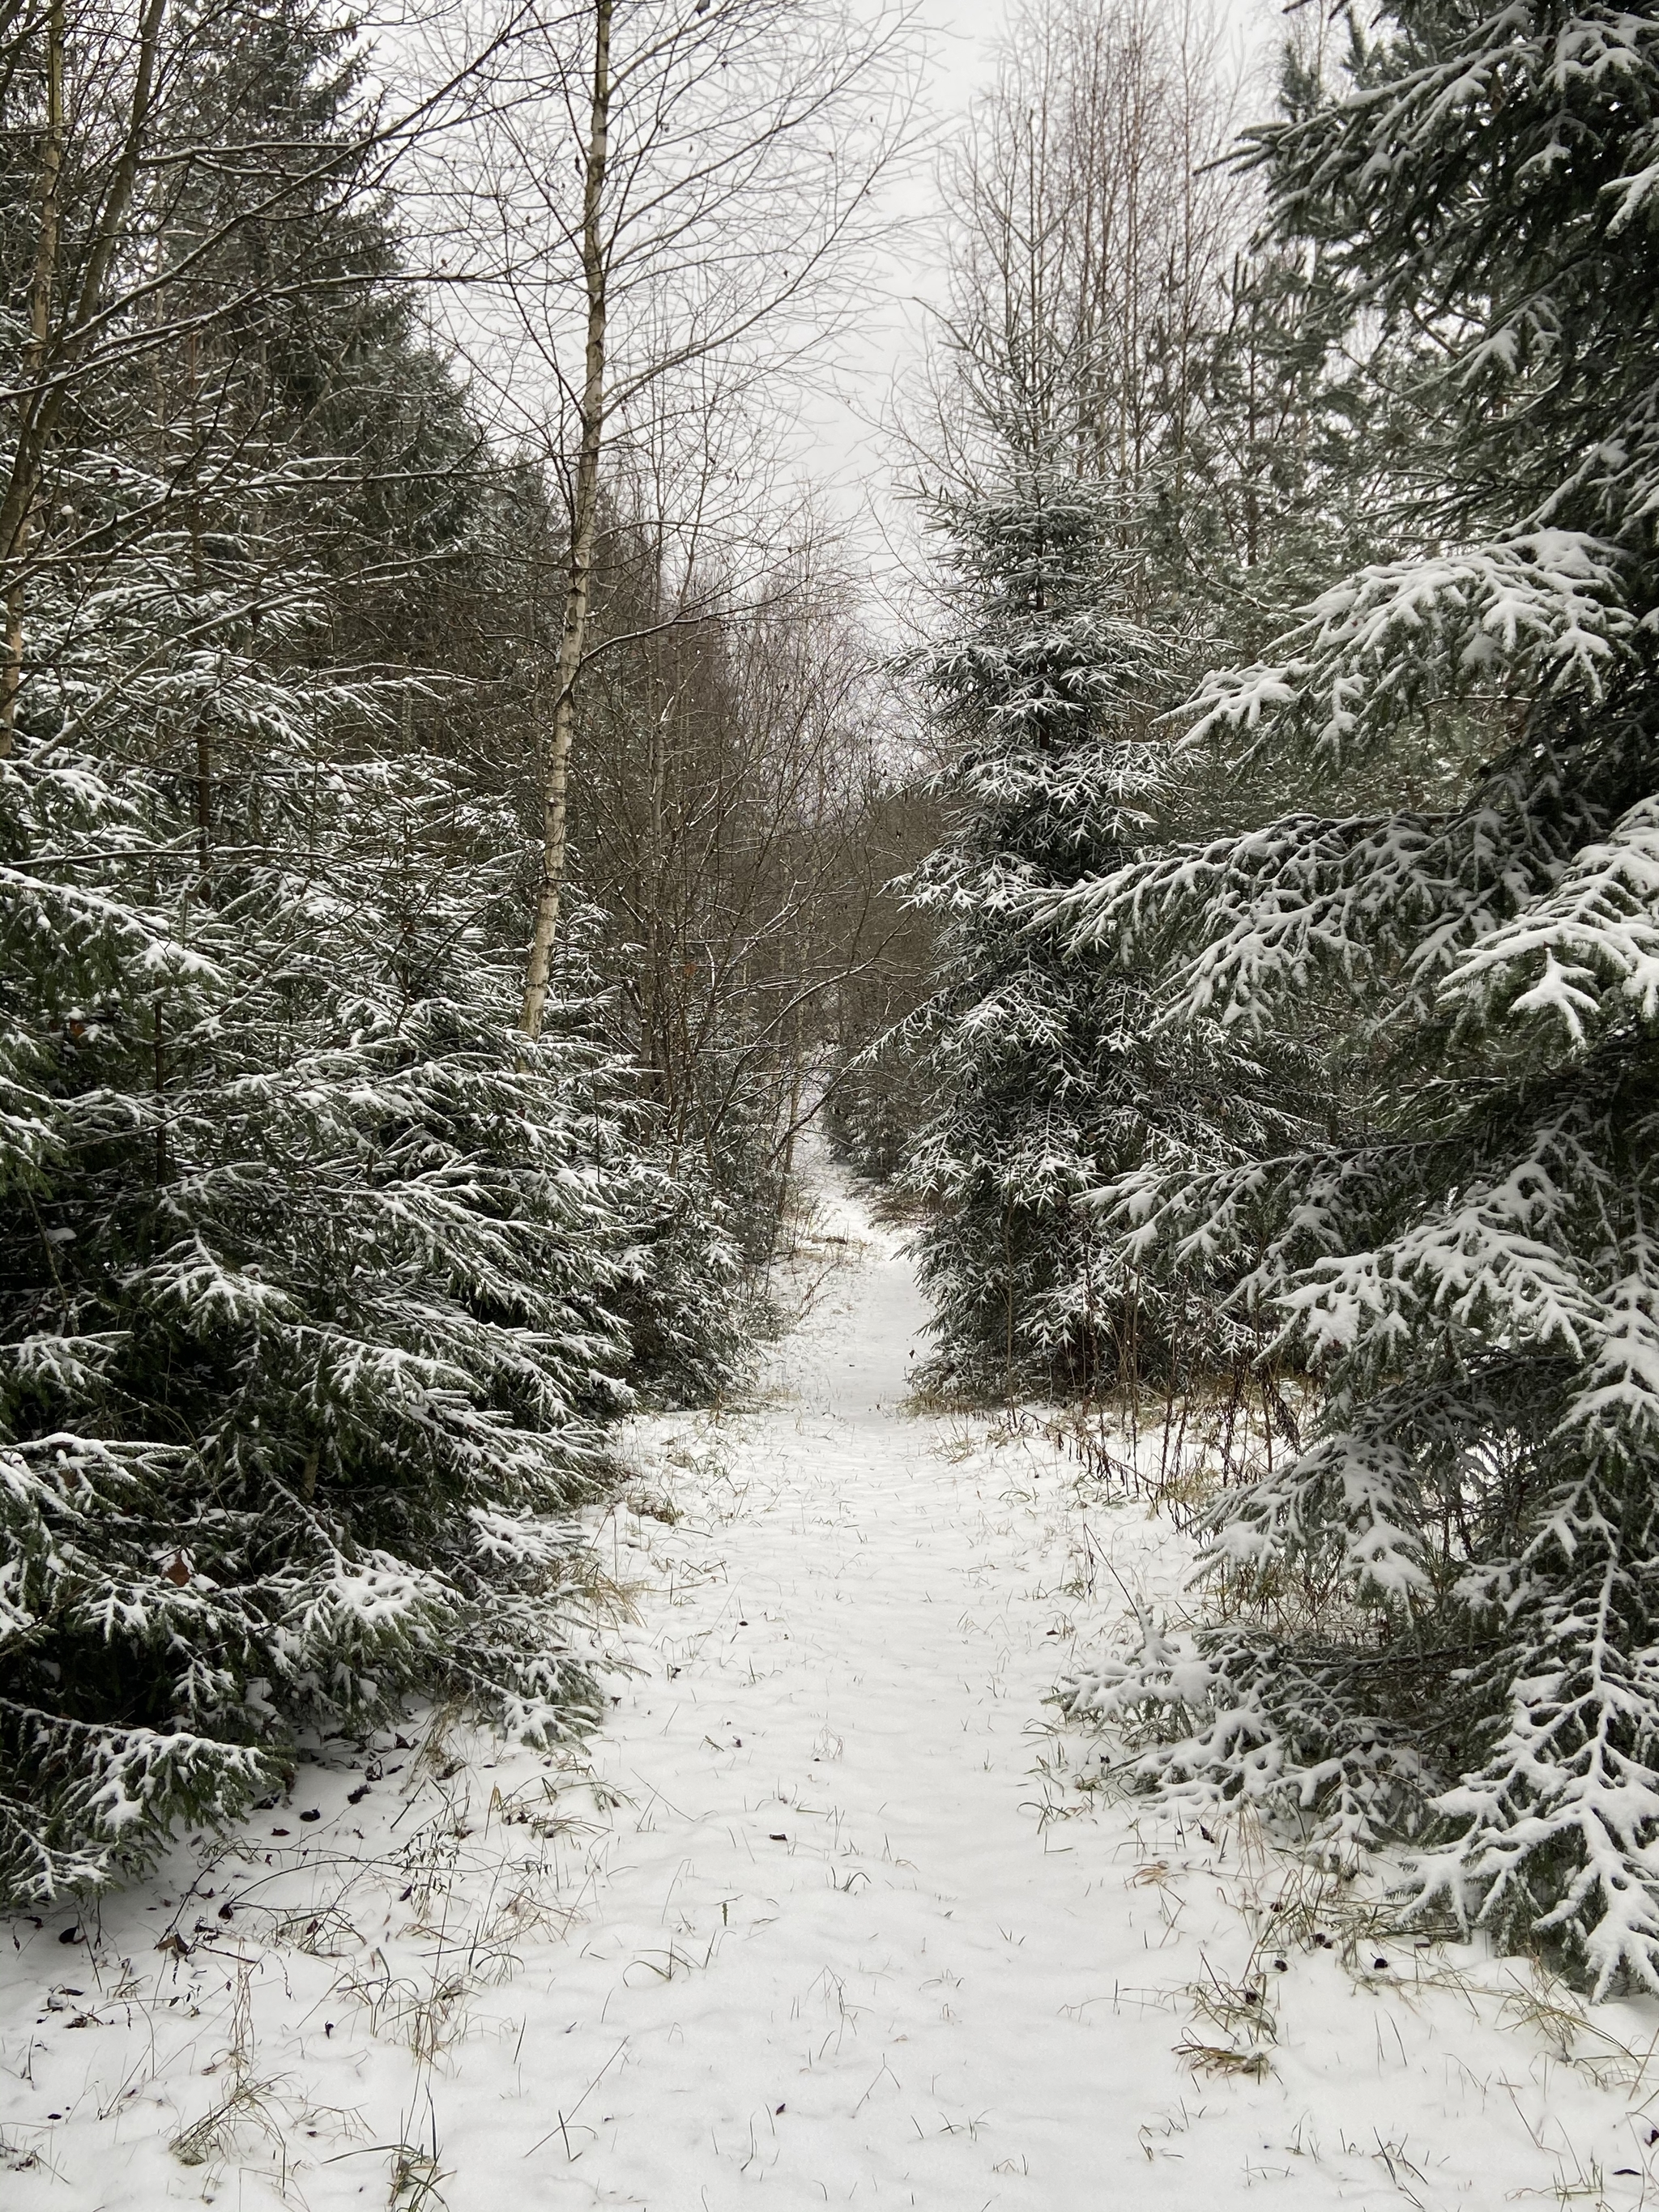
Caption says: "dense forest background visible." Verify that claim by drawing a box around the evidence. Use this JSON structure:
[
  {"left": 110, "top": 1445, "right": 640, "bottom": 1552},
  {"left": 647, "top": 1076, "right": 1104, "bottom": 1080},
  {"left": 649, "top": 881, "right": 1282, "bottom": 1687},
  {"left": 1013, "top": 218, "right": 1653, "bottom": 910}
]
[{"left": 6, "top": 0, "right": 1659, "bottom": 1998}]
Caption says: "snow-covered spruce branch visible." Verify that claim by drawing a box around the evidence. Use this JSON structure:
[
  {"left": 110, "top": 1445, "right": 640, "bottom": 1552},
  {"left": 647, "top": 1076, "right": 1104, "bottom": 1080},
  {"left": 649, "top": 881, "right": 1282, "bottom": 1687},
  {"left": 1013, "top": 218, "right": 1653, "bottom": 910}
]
[
  {"left": 1442, "top": 793, "right": 1659, "bottom": 1045},
  {"left": 1183, "top": 535, "right": 1633, "bottom": 769},
  {"left": 1068, "top": 1079, "right": 1659, "bottom": 1984},
  {"left": 1274, "top": 1110, "right": 1606, "bottom": 1365},
  {"left": 1410, "top": 1453, "right": 1659, "bottom": 1997},
  {"left": 1052, "top": 719, "right": 1624, "bottom": 1038},
  {"left": 1058, "top": 1613, "right": 1436, "bottom": 1869}
]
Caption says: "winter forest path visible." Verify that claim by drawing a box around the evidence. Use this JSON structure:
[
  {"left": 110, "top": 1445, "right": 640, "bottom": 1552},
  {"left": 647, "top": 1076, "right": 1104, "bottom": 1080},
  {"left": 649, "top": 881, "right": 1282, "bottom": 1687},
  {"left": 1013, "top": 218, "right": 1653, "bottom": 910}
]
[
  {"left": 8, "top": 1163, "right": 1659, "bottom": 2208},
  {"left": 512, "top": 1166, "right": 1183, "bottom": 2206}
]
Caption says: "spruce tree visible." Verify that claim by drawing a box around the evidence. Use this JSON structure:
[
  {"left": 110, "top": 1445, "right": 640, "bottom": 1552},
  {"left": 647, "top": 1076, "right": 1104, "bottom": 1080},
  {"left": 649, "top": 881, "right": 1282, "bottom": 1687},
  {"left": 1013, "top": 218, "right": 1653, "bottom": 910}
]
[
  {"left": 1059, "top": 2, "right": 1659, "bottom": 1993},
  {"left": 903, "top": 475, "right": 1271, "bottom": 1398},
  {"left": 0, "top": 0, "right": 647, "bottom": 1905},
  {"left": 0, "top": 443, "right": 656, "bottom": 1903}
]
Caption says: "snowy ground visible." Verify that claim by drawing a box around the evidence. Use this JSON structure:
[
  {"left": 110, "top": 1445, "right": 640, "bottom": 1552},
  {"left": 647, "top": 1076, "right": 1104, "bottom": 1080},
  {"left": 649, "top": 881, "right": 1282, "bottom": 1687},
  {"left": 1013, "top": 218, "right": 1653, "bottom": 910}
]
[{"left": 8, "top": 1162, "right": 1659, "bottom": 2209}]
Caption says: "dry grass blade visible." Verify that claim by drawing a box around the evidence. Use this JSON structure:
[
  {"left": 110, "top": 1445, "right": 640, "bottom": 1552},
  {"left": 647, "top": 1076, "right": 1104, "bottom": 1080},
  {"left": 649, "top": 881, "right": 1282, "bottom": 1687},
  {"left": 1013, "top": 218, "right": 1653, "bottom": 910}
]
[
  {"left": 388, "top": 2138, "right": 448, "bottom": 2210},
  {"left": 169, "top": 2078, "right": 289, "bottom": 2169},
  {"left": 1175, "top": 2034, "right": 1273, "bottom": 2080}
]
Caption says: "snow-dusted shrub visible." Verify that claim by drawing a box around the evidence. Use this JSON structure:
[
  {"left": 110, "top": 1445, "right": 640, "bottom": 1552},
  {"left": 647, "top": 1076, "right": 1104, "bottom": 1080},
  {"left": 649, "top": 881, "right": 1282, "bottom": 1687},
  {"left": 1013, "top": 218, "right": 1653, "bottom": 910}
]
[
  {"left": 821, "top": 1025, "right": 936, "bottom": 1186},
  {"left": 1056, "top": 2, "right": 1659, "bottom": 1993},
  {"left": 609, "top": 1162, "right": 753, "bottom": 1406},
  {"left": 0, "top": 484, "right": 642, "bottom": 1902}
]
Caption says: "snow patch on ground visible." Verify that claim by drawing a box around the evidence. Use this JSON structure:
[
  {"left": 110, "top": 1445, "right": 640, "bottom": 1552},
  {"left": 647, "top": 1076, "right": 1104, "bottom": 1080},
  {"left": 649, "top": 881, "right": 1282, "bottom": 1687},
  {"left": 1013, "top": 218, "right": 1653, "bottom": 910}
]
[{"left": 6, "top": 1161, "right": 1659, "bottom": 2207}]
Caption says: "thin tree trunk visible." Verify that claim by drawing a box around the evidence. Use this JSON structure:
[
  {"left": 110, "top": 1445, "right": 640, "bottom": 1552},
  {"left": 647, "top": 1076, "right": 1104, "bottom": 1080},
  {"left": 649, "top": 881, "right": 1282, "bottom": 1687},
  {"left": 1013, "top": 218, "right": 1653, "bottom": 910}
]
[
  {"left": 518, "top": 0, "right": 612, "bottom": 1039},
  {"left": 2, "top": 0, "right": 64, "bottom": 754},
  {"left": 186, "top": 331, "right": 215, "bottom": 877}
]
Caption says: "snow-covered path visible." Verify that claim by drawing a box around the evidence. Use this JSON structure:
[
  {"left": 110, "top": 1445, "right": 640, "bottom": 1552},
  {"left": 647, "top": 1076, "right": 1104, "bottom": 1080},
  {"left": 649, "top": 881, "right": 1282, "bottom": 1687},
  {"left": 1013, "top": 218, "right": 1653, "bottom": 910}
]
[
  {"left": 494, "top": 1177, "right": 1188, "bottom": 2206},
  {"left": 8, "top": 1166, "right": 1659, "bottom": 2208}
]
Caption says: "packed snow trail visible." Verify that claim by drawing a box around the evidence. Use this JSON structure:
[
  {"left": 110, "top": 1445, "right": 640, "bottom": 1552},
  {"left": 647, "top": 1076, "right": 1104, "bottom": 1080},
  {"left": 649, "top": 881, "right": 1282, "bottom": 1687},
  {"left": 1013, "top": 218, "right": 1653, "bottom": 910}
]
[
  {"left": 499, "top": 1177, "right": 1183, "bottom": 2205},
  {"left": 7, "top": 1164, "right": 1659, "bottom": 2207}
]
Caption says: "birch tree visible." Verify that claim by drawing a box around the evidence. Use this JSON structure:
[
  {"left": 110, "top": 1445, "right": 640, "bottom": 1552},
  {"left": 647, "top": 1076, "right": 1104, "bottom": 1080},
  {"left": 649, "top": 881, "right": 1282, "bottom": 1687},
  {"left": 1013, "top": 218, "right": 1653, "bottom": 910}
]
[
  {"left": 446, "top": 0, "right": 918, "bottom": 1037},
  {"left": 923, "top": 0, "right": 1243, "bottom": 503}
]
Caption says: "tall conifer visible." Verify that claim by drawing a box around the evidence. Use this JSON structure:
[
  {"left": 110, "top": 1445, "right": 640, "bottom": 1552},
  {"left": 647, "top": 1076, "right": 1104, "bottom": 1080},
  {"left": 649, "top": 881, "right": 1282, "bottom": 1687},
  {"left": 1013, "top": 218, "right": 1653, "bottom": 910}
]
[{"left": 1060, "top": 2, "right": 1659, "bottom": 1993}]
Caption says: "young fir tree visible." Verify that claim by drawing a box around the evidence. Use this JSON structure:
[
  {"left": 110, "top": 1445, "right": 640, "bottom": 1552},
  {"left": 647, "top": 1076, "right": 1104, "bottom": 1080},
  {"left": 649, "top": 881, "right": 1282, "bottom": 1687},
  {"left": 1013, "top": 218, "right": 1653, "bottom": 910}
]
[
  {"left": 905, "top": 475, "right": 1285, "bottom": 1398},
  {"left": 0, "top": 490, "right": 648, "bottom": 1903},
  {"left": 1058, "top": 2, "right": 1659, "bottom": 1993},
  {"left": 0, "top": 0, "right": 648, "bottom": 1906}
]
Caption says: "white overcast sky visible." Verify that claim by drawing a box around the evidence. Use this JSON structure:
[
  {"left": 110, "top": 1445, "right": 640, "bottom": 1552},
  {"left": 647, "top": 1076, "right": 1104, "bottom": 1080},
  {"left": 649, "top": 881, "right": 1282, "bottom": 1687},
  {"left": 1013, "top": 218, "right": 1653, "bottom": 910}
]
[{"left": 793, "top": 0, "right": 1277, "bottom": 606}]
